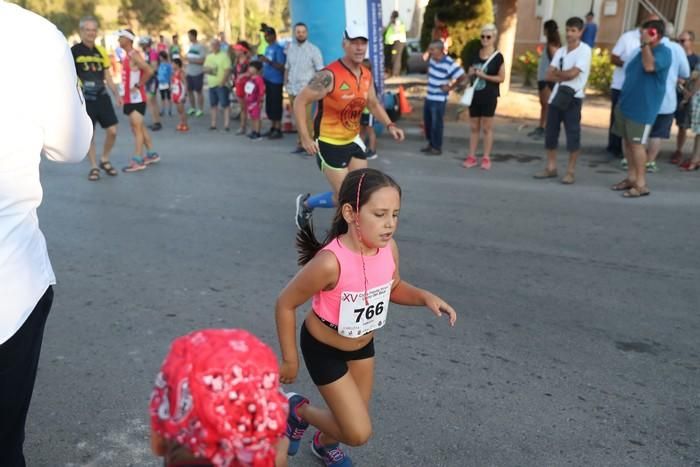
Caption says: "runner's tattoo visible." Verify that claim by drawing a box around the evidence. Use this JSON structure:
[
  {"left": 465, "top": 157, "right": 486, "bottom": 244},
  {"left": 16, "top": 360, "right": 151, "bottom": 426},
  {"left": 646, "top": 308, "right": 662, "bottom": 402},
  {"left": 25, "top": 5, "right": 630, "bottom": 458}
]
[{"left": 308, "top": 71, "right": 332, "bottom": 91}]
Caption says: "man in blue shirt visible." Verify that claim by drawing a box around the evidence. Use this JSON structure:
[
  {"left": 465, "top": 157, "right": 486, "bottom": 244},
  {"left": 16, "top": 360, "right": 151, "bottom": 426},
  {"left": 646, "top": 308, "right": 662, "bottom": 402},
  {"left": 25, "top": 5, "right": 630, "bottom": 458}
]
[
  {"left": 581, "top": 12, "right": 597, "bottom": 48},
  {"left": 611, "top": 19, "right": 672, "bottom": 198},
  {"left": 260, "top": 27, "right": 286, "bottom": 139}
]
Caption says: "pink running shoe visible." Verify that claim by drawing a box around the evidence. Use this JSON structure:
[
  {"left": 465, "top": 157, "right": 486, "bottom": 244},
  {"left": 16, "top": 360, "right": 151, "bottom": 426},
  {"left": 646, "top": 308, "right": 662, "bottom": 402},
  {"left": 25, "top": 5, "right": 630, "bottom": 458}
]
[
  {"left": 122, "top": 157, "right": 146, "bottom": 173},
  {"left": 462, "top": 155, "right": 478, "bottom": 168},
  {"left": 481, "top": 156, "right": 492, "bottom": 170},
  {"left": 144, "top": 152, "right": 161, "bottom": 165}
]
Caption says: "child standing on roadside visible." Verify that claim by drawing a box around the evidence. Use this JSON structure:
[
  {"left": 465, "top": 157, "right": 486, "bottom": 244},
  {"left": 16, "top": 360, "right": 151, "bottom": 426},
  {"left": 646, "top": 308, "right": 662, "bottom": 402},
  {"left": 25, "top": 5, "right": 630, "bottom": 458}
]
[
  {"left": 233, "top": 42, "right": 252, "bottom": 135},
  {"left": 245, "top": 61, "right": 265, "bottom": 141},
  {"left": 171, "top": 58, "right": 189, "bottom": 132}
]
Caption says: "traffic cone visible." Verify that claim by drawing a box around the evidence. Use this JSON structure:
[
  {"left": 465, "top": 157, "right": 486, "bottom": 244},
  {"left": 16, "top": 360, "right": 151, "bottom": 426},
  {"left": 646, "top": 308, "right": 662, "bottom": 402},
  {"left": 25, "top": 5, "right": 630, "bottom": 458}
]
[
  {"left": 398, "top": 85, "right": 413, "bottom": 115},
  {"left": 282, "top": 101, "right": 295, "bottom": 133}
]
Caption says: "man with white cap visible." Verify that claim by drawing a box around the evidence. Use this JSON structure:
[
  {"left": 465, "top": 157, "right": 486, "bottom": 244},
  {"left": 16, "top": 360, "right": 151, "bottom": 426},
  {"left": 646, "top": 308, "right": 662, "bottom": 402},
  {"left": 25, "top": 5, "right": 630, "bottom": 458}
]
[
  {"left": 293, "top": 22, "right": 405, "bottom": 231},
  {"left": 116, "top": 29, "right": 161, "bottom": 172},
  {"left": 0, "top": 3, "right": 92, "bottom": 465}
]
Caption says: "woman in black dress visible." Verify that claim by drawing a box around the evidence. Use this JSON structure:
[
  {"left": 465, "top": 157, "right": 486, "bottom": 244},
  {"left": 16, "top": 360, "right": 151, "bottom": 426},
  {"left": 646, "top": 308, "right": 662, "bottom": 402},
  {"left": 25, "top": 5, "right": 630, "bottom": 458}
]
[{"left": 463, "top": 24, "right": 505, "bottom": 171}]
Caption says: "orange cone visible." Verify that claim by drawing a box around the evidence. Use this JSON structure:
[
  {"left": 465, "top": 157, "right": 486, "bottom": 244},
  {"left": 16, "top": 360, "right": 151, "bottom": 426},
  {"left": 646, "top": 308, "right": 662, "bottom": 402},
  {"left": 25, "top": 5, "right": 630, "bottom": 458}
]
[{"left": 398, "top": 85, "right": 413, "bottom": 115}]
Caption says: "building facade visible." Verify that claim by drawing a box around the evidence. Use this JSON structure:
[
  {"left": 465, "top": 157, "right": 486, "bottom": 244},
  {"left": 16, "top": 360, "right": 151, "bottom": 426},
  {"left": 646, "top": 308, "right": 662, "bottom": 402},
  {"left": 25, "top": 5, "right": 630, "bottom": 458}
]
[{"left": 514, "top": 0, "right": 699, "bottom": 56}]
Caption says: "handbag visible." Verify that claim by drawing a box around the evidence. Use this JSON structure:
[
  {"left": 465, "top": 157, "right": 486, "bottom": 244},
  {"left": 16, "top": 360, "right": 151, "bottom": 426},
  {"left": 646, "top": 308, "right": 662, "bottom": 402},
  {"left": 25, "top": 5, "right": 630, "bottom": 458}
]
[
  {"left": 459, "top": 50, "right": 500, "bottom": 107},
  {"left": 550, "top": 85, "right": 576, "bottom": 111}
]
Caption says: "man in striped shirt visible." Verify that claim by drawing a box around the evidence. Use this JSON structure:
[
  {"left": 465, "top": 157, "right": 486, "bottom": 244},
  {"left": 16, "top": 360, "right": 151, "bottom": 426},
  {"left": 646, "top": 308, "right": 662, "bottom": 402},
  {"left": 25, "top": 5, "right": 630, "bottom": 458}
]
[{"left": 422, "top": 40, "right": 467, "bottom": 155}]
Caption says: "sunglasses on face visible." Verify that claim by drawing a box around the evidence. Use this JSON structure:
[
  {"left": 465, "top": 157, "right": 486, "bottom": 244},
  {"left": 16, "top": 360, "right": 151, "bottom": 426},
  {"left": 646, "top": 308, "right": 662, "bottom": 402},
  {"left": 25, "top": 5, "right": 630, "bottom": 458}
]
[
  {"left": 679, "top": 38, "right": 690, "bottom": 43},
  {"left": 481, "top": 35, "right": 492, "bottom": 39}
]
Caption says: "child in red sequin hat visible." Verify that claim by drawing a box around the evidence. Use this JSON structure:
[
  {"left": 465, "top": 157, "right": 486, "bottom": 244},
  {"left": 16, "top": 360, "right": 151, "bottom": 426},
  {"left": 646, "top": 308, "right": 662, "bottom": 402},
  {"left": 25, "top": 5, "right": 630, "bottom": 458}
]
[{"left": 150, "top": 329, "right": 289, "bottom": 467}]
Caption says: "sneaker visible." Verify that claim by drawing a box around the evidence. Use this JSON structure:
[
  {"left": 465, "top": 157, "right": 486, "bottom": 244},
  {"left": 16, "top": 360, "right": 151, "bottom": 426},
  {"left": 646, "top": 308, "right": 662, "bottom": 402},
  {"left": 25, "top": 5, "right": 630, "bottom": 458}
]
[
  {"left": 291, "top": 146, "right": 306, "bottom": 154},
  {"left": 310, "top": 431, "right": 353, "bottom": 466},
  {"left": 195, "top": 109, "right": 203, "bottom": 117},
  {"left": 462, "top": 154, "right": 478, "bottom": 168},
  {"left": 236, "top": 128, "right": 247, "bottom": 135},
  {"left": 247, "top": 131, "right": 262, "bottom": 140},
  {"left": 285, "top": 392, "right": 309, "bottom": 456},
  {"left": 295, "top": 193, "right": 312, "bottom": 230},
  {"left": 150, "top": 122, "right": 162, "bottom": 131},
  {"left": 144, "top": 152, "right": 161, "bottom": 165},
  {"left": 187, "top": 108, "right": 196, "bottom": 116},
  {"left": 480, "top": 156, "right": 492, "bottom": 170},
  {"left": 646, "top": 161, "right": 658, "bottom": 173},
  {"left": 426, "top": 148, "right": 442, "bottom": 156},
  {"left": 268, "top": 129, "right": 283, "bottom": 139},
  {"left": 366, "top": 150, "right": 378, "bottom": 160},
  {"left": 527, "top": 127, "right": 544, "bottom": 138},
  {"left": 420, "top": 145, "right": 433, "bottom": 153},
  {"left": 620, "top": 158, "right": 628, "bottom": 169},
  {"left": 122, "top": 157, "right": 146, "bottom": 173}
]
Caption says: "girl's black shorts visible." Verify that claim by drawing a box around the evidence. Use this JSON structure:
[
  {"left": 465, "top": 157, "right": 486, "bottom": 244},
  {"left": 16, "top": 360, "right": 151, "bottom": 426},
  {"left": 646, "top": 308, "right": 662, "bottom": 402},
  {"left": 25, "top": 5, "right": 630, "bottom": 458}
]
[{"left": 300, "top": 321, "right": 374, "bottom": 386}]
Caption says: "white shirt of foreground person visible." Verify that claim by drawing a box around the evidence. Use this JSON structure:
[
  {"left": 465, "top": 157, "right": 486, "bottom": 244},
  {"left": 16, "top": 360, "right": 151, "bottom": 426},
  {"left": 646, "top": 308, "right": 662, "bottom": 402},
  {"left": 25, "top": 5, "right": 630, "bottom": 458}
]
[
  {"left": 548, "top": 42, "right": 592, "bottom": 103},
  {"left": 0, "top": 1, "right": 92, "bottom": 344}
]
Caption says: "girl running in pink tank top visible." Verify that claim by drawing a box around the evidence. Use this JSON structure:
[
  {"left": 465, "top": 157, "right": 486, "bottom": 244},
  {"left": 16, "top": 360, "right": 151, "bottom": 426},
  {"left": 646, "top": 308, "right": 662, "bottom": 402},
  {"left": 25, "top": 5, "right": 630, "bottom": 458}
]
[{"left": 275, "top": 168, "right": 457, "bottom": 466}]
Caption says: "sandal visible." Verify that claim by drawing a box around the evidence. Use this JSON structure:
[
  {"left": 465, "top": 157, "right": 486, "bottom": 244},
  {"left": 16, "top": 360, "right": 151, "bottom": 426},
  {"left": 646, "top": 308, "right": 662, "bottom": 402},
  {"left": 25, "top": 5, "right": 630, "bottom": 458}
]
[
  {"left": 99, "top": 161, "right": 118, "bottom": 176},
  {"left": 622, "top": 186, "right": 650, "bottom": 198},
  {"left": 88, "top": 167, "right": 100, "bottom": 181},
  {"left": 680, "top": 162, "right": 700, "bottom": 172},
  {"left": 611, "top": 179, "right": 634, "bottom": 191}
]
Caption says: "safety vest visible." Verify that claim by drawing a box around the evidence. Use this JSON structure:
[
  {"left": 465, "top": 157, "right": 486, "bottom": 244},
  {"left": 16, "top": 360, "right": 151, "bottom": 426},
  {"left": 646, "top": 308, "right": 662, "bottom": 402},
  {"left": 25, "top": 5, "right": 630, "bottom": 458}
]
[{"left": 384, "top": 21, "right": 407, "bottom": 45}]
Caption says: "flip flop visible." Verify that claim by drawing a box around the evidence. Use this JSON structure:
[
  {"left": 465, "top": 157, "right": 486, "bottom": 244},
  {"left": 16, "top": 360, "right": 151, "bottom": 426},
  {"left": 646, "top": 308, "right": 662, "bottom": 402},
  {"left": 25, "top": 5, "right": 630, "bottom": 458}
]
[
  {"left": 611, "top": 179, "right": 634, "bottom": 191},
  {"left": 622, "top": 186, "right": 650, "bottom": 198}
]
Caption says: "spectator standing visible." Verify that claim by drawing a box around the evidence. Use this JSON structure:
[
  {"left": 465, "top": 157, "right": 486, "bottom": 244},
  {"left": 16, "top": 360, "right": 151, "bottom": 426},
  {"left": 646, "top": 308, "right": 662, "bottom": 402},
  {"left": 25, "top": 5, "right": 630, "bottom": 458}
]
[
  {"left": 384, "top": 10, "right": 407, "bottom": 77},
  {"left": 285, "top": 22, "right": 324, "bottom": 153},
  {"left": 534, "top": 17, "right": 592, "bottom": 185},
  {"left": 463, "top": 24, "right": 505, "bottom": 170},
  {"left": 218, "top": 31, "right": 229, "bottom": 52},
  {"left": 581, "top": 12, "right": 598, "bottom": 48},
  {"left": 645, "top": 33, "right": 690, "bottom": 172},
  {"left": 204, "top": 39, "right": 232, "bottom": 131},
  {"left": 0, "top": 4, "right": 92, "bottom": 465},
  {"left": 157, "top": 51, "right": 174, "bottom": 117},
  {"left": 610, "top": 19, "right": 671, "bottom": 198},
  {"left": 529, "top": 20, "right": 561, "bottom": 139},
  {"left": 186, "top": 28, "right": 206, "bottom": 117},
  {"left": 71, "top": 15, "right": 121, "bottom": 181},
  {"left": 141, "top": 37, "right": 162, "bottom": 131},
  {"left": 171, "top": 58, "right": 189, "bottom": 132},
  {"left": 244, "top": 61, "right": 266, "bottom": 140},
  {"left": 257, "top": 23, "right": 270, "bottom": 55},
  {"left": 421, "top": 40, "right": 467, "bottom": 156},
  {"left": 261, "top": 26, "right": 286, "bottom": 139},
  {"left": 672, "top": 31, "right": 699, "bottom": 164},
  {"left": 431, "top": 13, "right": 451, "bottom": 54},
  {"left": 156, "top": 34, "right": 168, "bottom": 54},
  {"left": 170, "top": 34, "right": 181, "bottom": 60},
  {"left": 232, "top": 42, "right": 252, "bottom": 135},
  {"left": 607, "top": 15, "right": 658, "bottom": 160}
]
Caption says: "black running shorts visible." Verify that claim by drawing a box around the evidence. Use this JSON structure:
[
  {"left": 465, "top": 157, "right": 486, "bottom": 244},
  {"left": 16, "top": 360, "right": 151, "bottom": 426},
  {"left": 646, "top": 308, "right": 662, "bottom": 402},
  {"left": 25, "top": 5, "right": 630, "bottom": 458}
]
[
  {"left": 86, "top": 93, "right": 118, "bottom": 129},
  {"left": 316, "top": 137, "right": 367, "bottom": 171},
  {"left": 300, "top": 322, "right": 374, "bottom": 386}
]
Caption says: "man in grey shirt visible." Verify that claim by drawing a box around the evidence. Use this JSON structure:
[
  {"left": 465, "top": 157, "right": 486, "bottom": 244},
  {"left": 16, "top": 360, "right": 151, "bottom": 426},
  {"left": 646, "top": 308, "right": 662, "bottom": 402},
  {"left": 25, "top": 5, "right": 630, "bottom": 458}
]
[
  {"left": 186, "top": 28, "right": 206, "bottom": 117},
  {"left": 285, "top": 22, "right": 323, "bottom": 153}
]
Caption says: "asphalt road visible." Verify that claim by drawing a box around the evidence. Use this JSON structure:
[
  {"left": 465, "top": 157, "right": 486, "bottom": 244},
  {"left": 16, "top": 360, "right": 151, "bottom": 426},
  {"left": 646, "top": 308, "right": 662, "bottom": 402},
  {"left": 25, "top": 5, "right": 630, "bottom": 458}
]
[{"left": 25, "top": 111, "right": 699, "bottom": 466}]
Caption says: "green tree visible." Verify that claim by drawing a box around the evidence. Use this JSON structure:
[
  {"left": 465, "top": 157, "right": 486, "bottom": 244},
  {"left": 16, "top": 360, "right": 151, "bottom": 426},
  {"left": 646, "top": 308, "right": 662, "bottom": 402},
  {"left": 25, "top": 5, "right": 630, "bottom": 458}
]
[
  {"left": 420, "top": 0, "right": 494, "bottom": 66},
  {"left": 12, "top": 0, "right": 98, "bottom": 35},
  {"left": 119, "top": 0, "right": 169, "bottom": 32}
]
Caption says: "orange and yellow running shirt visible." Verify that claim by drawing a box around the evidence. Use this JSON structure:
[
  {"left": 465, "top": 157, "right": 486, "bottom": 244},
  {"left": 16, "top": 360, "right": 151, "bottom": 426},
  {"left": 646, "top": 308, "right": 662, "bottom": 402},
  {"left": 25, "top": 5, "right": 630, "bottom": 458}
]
[{"left": 314, "top": 60, "right": 372, "bottom": 145}]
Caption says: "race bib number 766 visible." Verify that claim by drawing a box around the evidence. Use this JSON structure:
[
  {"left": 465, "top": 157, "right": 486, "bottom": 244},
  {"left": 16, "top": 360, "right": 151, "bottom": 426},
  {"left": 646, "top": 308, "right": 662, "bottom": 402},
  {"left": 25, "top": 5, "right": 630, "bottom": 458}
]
[{"left": 337, "top": 281, "right": 393, "bottom": 338}]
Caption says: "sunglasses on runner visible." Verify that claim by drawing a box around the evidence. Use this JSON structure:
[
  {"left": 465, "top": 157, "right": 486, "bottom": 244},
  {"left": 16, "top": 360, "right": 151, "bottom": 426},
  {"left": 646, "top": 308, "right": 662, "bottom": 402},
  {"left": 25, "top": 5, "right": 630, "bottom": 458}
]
[{"left": 481, "top": 35, "right": 492, "bottom": 39}]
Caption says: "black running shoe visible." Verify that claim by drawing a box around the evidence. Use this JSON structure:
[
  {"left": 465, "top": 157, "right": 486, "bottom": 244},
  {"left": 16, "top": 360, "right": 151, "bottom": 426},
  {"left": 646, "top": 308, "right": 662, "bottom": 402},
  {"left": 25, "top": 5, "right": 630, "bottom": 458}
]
[{"left": 295, "top": 193, "right": 312, "bottom": 230}]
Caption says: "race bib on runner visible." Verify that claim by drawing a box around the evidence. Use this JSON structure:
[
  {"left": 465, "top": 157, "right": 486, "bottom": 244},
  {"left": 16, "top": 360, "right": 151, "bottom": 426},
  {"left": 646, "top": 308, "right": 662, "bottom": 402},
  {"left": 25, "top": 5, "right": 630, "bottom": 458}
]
[
  {"left": 337, "top": 281, "right": 392, "bottom": 338},
  {"left": 158, "top": 82, "right": 170, "bottom": 90}
]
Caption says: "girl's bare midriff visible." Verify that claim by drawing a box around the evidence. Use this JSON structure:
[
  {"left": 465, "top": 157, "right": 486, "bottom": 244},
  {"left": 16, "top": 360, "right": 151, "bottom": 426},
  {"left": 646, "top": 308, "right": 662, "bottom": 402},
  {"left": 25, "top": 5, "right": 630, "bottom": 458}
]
[{"left": 305, "top": 309, "right": 374, "bottom": 352}]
